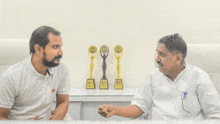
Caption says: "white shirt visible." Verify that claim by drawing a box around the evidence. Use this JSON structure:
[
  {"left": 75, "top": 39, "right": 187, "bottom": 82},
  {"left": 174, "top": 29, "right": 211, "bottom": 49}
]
[
  {"left": 131, "top": 64, "right": 220, "bottom": 120},
  {"left": 0, "top": 56, "right": 71, "bottom": 120}
]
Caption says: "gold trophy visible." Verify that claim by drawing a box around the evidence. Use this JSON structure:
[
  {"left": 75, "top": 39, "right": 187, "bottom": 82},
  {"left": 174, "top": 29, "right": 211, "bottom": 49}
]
[
  {"left": 114, "top": 45, "right": 123, "bottom": 89},
  {"left": 100, "top": 45, "right": 109, "bottom": 89},
  {"left": 86, "top": 45, "right": 97, "bottom": 89}
]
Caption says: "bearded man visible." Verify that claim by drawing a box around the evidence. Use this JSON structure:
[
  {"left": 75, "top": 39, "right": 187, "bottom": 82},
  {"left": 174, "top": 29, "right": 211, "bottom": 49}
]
[{"left": 0, "top": 26, "right": 71, "bottom": 120}]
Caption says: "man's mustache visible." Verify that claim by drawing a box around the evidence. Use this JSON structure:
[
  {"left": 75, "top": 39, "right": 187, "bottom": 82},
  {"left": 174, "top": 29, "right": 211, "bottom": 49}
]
[
  {"left": 53, "top": 55, "right": 62, "bottom": 60},
  {"left": 157, "top": 61, "right": 163, "bottom": 66}
]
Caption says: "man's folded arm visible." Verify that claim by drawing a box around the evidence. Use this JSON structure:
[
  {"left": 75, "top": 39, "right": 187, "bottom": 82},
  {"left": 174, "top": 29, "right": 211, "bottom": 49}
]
[{"left": 48, "top": 94, "right": 69, "bottom": 120}]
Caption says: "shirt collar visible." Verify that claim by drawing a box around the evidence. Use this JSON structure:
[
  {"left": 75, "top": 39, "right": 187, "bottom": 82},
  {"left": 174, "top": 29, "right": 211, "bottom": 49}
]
[
  {"left": 28, "top": 55, "right": 54, "bottom": 79},
  {"left": 163, "top": 62, "right": 188, "bottom": 83},
  {"left": 47, "top": 66, "right": 55, "bottom": 75}
]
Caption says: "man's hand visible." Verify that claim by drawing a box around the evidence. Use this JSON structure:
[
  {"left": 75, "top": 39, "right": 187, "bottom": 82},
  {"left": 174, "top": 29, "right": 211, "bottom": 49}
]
[
  {"left": 98, "top": 104, "right": 116, "bottom": 118},
  {"left": 99, "top": 105, "right": 144, "bottom": 119},
  {"left": 32, "top": 115, "right": 39, "bottom": 120},
  {"left": 0, "top": 107, "right": 10, "bottom": 120},
  {"left": 47, "top": 115, "right": 61, "bottom": 120},
  {"left": 47, "top": 115, "right": 55, "bottom": 120}
]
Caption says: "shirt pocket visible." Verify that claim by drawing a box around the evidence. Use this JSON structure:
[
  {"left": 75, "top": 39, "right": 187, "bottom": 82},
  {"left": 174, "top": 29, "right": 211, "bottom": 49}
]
[
  {"left": 49, "top": 88, "right": 57, "bottom": 100},
  {"left": 182, "top": 92, "right": 202, "bottom": 117}
]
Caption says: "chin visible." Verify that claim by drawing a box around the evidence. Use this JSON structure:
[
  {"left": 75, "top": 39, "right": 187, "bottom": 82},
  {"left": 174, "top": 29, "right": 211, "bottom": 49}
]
[{"left": 159, "top": 68, "right": 165, "bottom": 74}]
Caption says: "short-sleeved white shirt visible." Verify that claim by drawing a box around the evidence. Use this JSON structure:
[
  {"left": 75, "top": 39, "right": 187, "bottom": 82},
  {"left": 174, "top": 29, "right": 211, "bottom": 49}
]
[
  {"left": 0, "top": 56, "right": 71, "bottom": 120},
  {"left": 131, "top": 64, "right": 220, "bottom": 120}
]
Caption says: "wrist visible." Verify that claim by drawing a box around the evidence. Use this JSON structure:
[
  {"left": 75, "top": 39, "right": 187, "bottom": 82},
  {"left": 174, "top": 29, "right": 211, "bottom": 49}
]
[{"left": 112, "top": 105, "right": 118, "bottom": 116}]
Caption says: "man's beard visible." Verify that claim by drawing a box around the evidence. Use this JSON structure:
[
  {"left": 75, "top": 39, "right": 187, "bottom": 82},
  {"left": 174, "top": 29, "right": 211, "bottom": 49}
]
[{"left": 42, "top": 51, "right": 62, "bottom": 68}]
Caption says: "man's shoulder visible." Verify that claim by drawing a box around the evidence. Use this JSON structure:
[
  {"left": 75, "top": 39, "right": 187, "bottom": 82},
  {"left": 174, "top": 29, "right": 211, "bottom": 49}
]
[
  {"left": 1, "top": 58, "right": 29, "bottom": 79},
  {"left": 186, "top": 65, "right": 211, "bottom": 83},
  {"left": 187, "top": 65, "right": 209, "bottom": 76}
]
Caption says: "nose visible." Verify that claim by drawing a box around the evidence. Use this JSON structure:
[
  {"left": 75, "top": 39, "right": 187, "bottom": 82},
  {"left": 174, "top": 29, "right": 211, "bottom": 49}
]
[
  {"left": 58, "top": 48, "right": 63, "bottom": 56},
  {"left": 155, "top": 57, "right": 159, "bottom": 62},
  {"left": 155, "top": 53, "right": 160, "bottom": 62}
]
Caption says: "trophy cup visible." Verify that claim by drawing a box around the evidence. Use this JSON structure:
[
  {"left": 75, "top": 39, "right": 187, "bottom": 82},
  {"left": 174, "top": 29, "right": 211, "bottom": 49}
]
[
  {"left": 114, "top": 45, "right": 123, "bottom": 89},
  {"left": 100, "top": 45, "right": 109, "bottom": 89},
  {"left": 86, "top": 45, "right": 97, "bottom": 89}
]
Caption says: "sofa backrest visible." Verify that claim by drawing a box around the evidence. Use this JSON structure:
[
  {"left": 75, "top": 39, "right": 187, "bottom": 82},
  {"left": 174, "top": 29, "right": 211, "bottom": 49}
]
[
  {"left": 186, "top": 44, "right": 220, "bottom": 94},
  {"left": 0, "top": 39, "right": 29, "bottom": 75}
]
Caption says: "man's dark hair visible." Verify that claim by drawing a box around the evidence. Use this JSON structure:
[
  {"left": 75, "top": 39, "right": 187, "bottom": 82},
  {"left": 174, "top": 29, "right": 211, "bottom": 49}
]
[
  {"left": 29, "top": 26, "right": 61, "bottom": 54},
  {"left": 158, "top": 33, "right": 187, "bottom": 63}
]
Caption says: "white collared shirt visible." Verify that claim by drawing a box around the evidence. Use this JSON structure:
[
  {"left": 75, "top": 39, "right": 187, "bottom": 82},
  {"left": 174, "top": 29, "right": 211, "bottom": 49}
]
[
  {"left": 0, "top": 56, "right": 71, "bottom": 120},
  {"left": 131, "top": 64, "right": 220, "bottom": 120}
]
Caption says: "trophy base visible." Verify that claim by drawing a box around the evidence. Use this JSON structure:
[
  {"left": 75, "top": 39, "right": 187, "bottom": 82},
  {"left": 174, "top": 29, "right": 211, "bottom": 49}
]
[
  {"left": 114, "top": 79, "right": 123, "bottom": 89},
  {"left": 100, "top": 79, "right": 108, "bottom": 89},
  {"left": 86, "top": 79, "right": 95, "bottom": 89}
]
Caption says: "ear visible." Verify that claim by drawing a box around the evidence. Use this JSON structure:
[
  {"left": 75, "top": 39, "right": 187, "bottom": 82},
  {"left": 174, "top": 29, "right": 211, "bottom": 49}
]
[
  {"left": 34, "top": 44, "right": 43, "bottom": 54},
  {"left": 175, "top": 54, "right": 183, "bottom": 65}
]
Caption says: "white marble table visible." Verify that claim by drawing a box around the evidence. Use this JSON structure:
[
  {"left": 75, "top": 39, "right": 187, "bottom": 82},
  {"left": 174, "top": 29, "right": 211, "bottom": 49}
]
[{"left": 67, "top": 88, "right": 138, "bottom": 120}]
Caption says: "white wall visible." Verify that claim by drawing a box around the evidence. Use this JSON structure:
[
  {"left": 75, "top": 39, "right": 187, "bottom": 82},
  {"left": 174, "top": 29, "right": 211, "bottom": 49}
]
[{"left": 0, "top": 0, "right": 220, "bottom": 88}]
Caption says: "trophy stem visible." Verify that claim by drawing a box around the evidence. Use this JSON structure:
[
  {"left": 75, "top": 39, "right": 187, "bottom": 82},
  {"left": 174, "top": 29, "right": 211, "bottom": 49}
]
[
  {"left": 116, "top": 56, "right": 121, "bottom": 79},
  {"left": 89, "top": 56, "right": 95, "bottom": 79},
  {"left": 102, "top": 58, "right": 107, "bottom": 79}
]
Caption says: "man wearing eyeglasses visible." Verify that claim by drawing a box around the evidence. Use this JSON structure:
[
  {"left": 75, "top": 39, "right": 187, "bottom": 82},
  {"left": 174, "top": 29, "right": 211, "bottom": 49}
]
[{"left": 98, "top": 33, "right": 220, "bottom": 119}]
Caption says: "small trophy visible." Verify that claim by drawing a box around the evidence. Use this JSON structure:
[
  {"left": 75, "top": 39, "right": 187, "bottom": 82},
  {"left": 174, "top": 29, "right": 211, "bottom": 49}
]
[
  {"left": 86, "top": 45, "right": 97, "bottom": 89},
  {"left": 100, "top": 45, "right": 109, "bottom": 89},
  {"left": 114, "top": 45, "right": 123, "bottom": 89}
]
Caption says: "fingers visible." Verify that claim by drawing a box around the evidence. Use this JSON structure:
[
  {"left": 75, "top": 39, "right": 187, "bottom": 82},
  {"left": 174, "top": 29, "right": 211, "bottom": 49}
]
[
  {"left": 98, "top": 110, "right": 107, "bottom": 117},
  {"left": 98, "top": 111, "right": 108, "bottom": 117},
  {"left": 99, "top": 104, "right": 110, "bottom": 111},
  {"left": 99, "top": 106, "right": 108, "bottom": 113},
  {"left": 106, "top": 110, "right": 116, "bottom": 118},
  {"left": 100, "top": 111, "right": 107, "bottom": 117},
  {"left": 98, "top": 105, "right": 113, "bottom": 118},
  {"left": 32, "top": 115, "right": 39, "bottom": 120},
  {"left": 98, "top": 105, "right": 107, "bottom": 117},
  {"left": 47, "top": 115, "right": 54, "bottom": 120},
  {"left": 98, "top": 105, "right": 106, "bottom": 111}
]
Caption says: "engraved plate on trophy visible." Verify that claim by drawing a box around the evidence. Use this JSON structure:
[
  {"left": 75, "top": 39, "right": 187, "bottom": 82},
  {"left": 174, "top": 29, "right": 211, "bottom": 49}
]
[
  {"left": 114, "top": 45, "right": 123, "bottom": 89},
  {"left": 86, "top": 45, "right": 97, "bottom": 89},
  {"left": 99, "top": 45, "right": 109, "bottom": 89}
]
